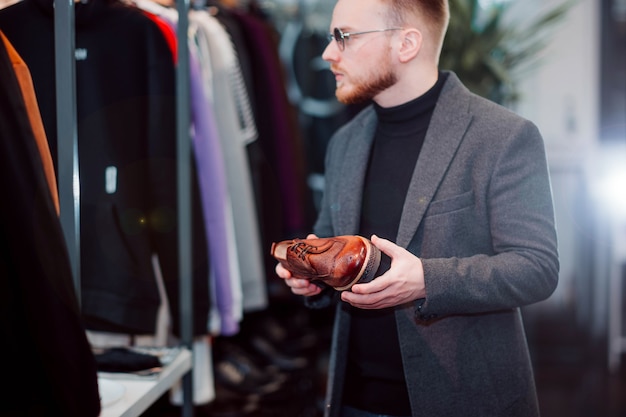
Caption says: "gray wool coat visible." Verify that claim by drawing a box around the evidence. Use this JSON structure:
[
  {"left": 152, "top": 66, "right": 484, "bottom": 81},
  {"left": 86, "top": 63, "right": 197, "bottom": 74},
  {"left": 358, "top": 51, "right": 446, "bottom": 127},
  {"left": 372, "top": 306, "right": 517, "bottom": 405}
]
[{"left": 308, "top": 72, "right": 559, "bottom": 417}]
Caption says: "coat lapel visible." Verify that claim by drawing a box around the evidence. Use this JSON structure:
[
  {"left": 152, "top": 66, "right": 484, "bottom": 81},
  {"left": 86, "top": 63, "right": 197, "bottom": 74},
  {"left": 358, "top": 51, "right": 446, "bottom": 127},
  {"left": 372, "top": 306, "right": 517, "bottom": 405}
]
[
  {"left": 335, "top": 108, "right": 377, "bottom": 235},
  {"left": 396, "top": 74, "right": 473, "bottom": 247}
]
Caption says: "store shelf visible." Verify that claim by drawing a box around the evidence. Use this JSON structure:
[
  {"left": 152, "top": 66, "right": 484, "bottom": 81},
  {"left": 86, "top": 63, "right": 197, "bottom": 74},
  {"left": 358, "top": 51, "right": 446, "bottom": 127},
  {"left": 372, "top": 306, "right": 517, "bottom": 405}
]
[{"left": 99, "top": 347, "right": 192, "bottom": 417}]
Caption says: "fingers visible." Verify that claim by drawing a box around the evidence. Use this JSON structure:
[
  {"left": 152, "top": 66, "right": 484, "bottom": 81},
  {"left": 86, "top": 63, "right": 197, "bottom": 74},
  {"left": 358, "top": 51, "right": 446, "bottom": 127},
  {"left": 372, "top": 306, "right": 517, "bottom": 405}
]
[
  {"left": 283, "top": 274, "right": 322, "bottom": 296},
  {"left": 275, "top": 262, "right": 292, "bottom": 279},
  {"left": 350, "top": 274, "right": 387, "bottom": 294},
  {"left": 371, "top": 234, "right": 400, "bottom": 258},
  {"left": 289, "top": 278, "right": 323, "bottom": 296},
  {"left": 275, "top": 262, "right": 322, "bottom": 296},
  {"left": 341, "top": 285, "right": 385, "bottom": 308}
]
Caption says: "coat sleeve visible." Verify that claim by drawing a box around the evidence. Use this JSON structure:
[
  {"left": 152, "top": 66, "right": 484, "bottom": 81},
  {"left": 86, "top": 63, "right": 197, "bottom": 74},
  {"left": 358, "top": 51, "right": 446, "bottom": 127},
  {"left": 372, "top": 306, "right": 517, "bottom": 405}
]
[{"left": 417, "top": 118, "right": 559, "bottom": 319}]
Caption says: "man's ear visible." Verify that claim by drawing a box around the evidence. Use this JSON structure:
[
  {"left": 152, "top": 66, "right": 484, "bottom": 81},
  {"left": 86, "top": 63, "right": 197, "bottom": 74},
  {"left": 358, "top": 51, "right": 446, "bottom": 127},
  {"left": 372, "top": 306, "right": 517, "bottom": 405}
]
[{"left": 397, "top": 28, "right": 422, "bottom": 63}]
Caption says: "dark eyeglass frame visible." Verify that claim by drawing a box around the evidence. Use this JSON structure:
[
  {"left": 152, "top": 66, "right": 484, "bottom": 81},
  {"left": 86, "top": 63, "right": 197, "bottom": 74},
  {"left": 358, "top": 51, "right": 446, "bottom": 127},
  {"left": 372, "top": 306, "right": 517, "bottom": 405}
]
[{"left": 328, "top": 27, "right": 404, "bottom": 51}]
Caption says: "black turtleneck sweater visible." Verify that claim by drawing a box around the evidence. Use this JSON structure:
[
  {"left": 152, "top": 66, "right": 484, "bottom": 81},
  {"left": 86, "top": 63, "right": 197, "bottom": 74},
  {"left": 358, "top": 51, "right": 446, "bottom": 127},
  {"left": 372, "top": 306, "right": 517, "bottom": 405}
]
[{"left": 343, "top": 72, "right": 448, "bottom": 415}]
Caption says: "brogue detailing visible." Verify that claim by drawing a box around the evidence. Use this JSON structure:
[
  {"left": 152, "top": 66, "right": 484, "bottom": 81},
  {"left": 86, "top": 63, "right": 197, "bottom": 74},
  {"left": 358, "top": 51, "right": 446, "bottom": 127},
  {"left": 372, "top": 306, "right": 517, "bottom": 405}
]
[{"left": 271, "top": 235, "right": 381, "bottom": 291}]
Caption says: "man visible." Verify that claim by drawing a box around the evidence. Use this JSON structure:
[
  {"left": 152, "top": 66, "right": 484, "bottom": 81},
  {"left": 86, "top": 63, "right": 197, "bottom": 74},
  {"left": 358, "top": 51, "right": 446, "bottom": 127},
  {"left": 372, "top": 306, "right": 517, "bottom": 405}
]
[{"left": 275, "top": 0, "right": 559, "bottom": 416}]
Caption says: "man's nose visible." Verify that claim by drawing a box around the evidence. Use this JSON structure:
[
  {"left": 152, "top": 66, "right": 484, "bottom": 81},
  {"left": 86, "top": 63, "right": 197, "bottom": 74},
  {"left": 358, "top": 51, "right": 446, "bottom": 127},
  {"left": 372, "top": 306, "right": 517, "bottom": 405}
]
[{"left": 322, "top": 40, "right": 339, "bottom": 62}]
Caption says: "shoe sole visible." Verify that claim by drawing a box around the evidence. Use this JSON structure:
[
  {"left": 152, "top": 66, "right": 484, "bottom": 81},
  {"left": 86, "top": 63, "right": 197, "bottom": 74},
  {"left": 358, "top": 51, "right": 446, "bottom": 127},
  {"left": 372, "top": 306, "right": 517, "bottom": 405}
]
[{"left": 333, "top": 236, "right": 381, "bottom": 291}]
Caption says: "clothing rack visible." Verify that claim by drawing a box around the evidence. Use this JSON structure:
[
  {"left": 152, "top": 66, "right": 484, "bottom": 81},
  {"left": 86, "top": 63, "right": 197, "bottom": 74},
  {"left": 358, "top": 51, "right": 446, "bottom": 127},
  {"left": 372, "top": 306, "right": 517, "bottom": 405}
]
[
  {"left": 54, "top": 0, "right": 79, "bottom": 300},
  {"left": 53, "top": 0, "right": 195, "bottom": 415},
  {"left": 174, "top": 0, "right": 194, "bottom": 415}
]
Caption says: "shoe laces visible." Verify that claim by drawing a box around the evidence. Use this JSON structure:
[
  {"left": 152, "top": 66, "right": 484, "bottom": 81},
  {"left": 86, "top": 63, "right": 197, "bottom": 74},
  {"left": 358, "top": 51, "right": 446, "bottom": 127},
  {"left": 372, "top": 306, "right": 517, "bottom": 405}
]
[{"left": 289, "top": 242, "right": 315, "bottom": 260}]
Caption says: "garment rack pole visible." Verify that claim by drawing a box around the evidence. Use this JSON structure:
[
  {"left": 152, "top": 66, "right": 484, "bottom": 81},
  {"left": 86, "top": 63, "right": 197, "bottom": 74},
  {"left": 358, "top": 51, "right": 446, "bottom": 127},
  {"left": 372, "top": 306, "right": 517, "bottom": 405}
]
[
  {"left": 54, "top": 0, "right": 81, "bottom": 303},
  {"left": 53, "top": 0, "right": 195, "bottom": 414},
  {"left": 176, "top": 0, "right": 194, "bottom": 415}
]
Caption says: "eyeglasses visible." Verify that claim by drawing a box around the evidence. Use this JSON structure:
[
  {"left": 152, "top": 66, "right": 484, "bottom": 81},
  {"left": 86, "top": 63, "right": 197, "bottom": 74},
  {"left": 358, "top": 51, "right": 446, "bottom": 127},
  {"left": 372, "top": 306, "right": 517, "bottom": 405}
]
[{"left": 327, "top": 27, "right": 404, "bottom": 51}]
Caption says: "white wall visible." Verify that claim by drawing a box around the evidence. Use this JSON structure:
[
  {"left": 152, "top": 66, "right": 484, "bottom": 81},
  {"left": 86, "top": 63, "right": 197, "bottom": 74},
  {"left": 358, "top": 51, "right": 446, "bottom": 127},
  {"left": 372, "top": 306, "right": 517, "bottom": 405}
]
[
  {"left": 514, "top": 0, "right": 600, "bottom": 159},
  {"left": 512, "top": 0, "right": 608, "bottom": 337}
]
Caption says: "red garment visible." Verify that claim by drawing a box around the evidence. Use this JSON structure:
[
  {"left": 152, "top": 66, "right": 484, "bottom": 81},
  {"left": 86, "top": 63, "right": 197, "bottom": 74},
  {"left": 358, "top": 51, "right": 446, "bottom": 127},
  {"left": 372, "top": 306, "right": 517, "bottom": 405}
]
[{"left": 142, "top": 9, "right": 177, "bottom": 64}]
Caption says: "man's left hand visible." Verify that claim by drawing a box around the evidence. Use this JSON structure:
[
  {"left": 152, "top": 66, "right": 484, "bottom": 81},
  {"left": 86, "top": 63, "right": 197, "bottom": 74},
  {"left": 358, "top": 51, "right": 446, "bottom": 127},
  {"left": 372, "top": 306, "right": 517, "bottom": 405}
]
[{"left": 341, "top": 234, "right": 426, "bottom": 309}]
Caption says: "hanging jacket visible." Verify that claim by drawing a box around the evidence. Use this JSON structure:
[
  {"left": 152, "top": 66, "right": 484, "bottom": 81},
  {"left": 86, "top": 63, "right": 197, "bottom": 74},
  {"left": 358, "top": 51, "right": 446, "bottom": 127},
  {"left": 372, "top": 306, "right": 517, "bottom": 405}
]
[{"left": 0, "top": 0, "right": 210, "bottom": 335}]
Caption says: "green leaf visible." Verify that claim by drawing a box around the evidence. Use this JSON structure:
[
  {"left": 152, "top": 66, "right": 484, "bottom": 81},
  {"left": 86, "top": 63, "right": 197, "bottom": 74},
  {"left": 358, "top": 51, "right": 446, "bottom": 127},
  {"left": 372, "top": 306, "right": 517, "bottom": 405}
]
[{"left": 441, "top": 0, "right": 574, "bottom": 105}]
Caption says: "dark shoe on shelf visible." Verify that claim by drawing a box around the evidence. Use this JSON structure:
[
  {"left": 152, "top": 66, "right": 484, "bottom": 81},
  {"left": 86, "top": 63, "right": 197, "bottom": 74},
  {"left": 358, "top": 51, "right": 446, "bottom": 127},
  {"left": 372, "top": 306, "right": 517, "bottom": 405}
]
[
  {"left": 241, "top": 311, "right": 320, "bottom": 357},
  {"left": 248, "top": 335, "right": 309, "bottom": 372},
  {"left": 271, "top": 235, "right": 381, "bottom": 291},
  {"left": 196, "top": 394, "right": 259, "bottom": 417},
  {"left": 213, "top": 340, "right": 287, "bottom": 397}
]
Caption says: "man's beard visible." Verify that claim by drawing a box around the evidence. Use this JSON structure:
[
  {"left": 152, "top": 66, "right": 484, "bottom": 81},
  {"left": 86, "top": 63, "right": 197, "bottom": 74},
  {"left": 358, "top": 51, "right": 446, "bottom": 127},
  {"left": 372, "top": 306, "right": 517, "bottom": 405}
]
[{"left": 335, "top": 61, "right": 397, "bottom": 105}]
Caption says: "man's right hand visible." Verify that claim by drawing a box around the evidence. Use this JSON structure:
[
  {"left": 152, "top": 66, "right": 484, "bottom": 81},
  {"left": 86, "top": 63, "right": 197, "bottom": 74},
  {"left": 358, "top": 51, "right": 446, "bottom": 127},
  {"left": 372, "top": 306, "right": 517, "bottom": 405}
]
[
  {"left": 275, "top": 233, "right": 323, "bottom": 297},
  {"left": 275, "top": 262, "right": 323, "bottom": 297}
]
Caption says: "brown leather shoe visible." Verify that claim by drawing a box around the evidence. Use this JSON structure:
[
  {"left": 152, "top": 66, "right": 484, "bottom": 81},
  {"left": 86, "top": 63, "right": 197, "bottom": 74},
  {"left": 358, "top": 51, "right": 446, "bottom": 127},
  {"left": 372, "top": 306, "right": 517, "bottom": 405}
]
[{"left": 270, "top": 235, "right": 381, "bottom": 291}]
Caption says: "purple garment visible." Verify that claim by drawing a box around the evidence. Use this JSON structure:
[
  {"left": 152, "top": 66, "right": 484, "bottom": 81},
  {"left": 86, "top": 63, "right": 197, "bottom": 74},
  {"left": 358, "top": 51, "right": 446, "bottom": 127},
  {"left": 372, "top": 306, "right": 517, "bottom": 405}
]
[
  {"left": 160, "top": 12, "right": 238, "bottom": 336},
  {"left": 188, "top": 42, "right": 239, "bottom": 336}
]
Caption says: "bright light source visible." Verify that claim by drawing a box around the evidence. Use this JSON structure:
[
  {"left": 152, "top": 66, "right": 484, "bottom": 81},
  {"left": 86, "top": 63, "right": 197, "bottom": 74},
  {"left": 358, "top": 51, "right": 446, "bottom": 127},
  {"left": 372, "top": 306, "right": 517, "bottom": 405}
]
[
  {"left": 597, "top": 169, "right": 626, "bottom": 215},
  {"left": 590, "top": 145, "right": 626, "bottom": 222}
]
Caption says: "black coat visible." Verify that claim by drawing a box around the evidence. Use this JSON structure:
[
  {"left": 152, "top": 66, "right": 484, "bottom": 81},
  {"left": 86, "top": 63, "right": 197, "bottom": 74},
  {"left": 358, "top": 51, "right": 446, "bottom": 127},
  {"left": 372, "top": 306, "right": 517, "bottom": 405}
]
[
  {"left": 0, "top": 30, "right": 100, "bottom": 417},
  {"left": 0, "top": 0, "right": 210, "bottom": 335}
]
